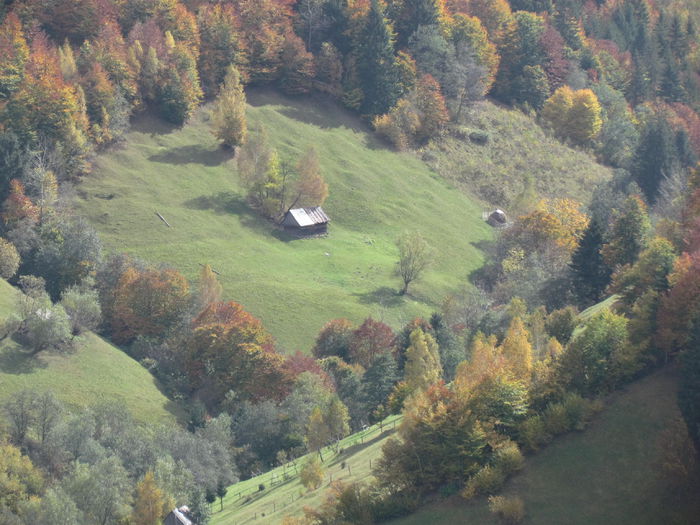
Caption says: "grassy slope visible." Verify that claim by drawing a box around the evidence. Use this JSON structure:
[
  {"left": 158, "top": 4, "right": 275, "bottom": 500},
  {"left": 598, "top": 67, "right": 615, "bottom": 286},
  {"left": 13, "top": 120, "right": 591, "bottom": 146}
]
[
  {"left": 76, "top": 89, "right": 492, "bottom": 351},
  {"left": 390, "top": 367, "right": 700, "bottom": 525},
  {"left": 0, "top": 279, "right": 180, "bottom": 424},
  {"left": 211, "top": 415, "right": 403, "bottom": 525},
  {"left": 423, "top": 101, "right": 613, "bottom": 207}
]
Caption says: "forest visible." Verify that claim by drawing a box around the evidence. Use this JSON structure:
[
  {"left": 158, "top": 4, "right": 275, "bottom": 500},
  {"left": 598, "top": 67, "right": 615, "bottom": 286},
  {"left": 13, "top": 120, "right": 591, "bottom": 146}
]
[{"left": 0, "top": 0, "right": 700, "bottom": 523}]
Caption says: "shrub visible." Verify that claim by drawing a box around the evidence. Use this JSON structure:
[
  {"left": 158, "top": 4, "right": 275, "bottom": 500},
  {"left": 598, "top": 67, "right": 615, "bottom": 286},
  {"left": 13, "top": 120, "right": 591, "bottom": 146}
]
[
  {"left": 561, "top": 392, "right": 599, "bottom": 430},
  {"left": 493, "top": 442, "right": 525, "bottom": 475},
  {"left": 0, "top": 238, "right": 20, "bottom": 279},
  {"left": 518, "top": 415, "right": 551, "bottom": 453},
  {"left": 300, "top": 457, "right": 324, "bottom": 491},
  {"left": 469, "top": 130, "right": 490, "bottom": 144},
  {"left": 543, "top": 402, "right": 571, "bottom": 435},
  {"left": 489, "top": 495, "right": 525, "bottom": 524},
  {"left": 462, "top": 465, "right": 506, "bottom": 500}
]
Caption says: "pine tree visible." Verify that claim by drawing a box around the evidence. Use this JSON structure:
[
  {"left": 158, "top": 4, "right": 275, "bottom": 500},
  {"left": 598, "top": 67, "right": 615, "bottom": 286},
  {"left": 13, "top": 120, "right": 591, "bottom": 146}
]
[
  {"left": 358, "top": 0, "right": 401, "bottom": 117},
  {"left": 396, "top": 0, "right": 447, "bottom": 47},
  {"left": 570, "top": 220, "right": 612, "bottom": 306},
  {"left": 211, "top": 66, "right": 247, "bottom": 149},
  {"left": 602, "top": 195, "right": 651, "bottom": 268},
  {"left": 404, "top": 328, "right": 442, "bottom": 392},
  {"left": 362, "top": 351, "right": 399, "bottom": 412},
  {"left": 632, "top": 116, "right": 677, "bottom": 204}
]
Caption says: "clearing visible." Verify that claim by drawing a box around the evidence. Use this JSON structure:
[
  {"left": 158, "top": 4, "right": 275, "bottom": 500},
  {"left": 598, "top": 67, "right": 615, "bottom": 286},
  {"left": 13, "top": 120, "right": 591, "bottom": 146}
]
[{"left": 76, "top": 89, "right": 493, "bottom": 351}]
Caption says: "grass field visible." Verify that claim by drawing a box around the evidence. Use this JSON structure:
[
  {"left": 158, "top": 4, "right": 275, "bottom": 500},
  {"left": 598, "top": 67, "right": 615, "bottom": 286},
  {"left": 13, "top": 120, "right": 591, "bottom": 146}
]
[
  {"left": 389, "top": 367, "right": 699, "bottom": 525},
  {"left": 0, "top": 279, "right": 180, "bottom": 424},
  {"left": 424, "top": 101, "right": 613, "bottom": 208},
  {"left": 211, "top": 415, "right": 403, "bottom": 525},
  {"left": 75, "top": 89, "right": 495, "bottom": 351}
]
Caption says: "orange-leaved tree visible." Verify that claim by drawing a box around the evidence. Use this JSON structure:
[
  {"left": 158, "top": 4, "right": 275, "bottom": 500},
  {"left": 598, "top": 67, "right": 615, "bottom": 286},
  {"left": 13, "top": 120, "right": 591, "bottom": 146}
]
[
  {"left": 187, "top": 301, "right": 290, "bottom": 406},
  {"left": 111, "top": 267, "right": 190, "bottom": 344}
]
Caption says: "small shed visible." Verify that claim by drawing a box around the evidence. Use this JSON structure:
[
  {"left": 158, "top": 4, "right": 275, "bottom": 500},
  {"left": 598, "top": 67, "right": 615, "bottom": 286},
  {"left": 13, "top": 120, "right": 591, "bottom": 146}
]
[
  {"left": 486, "top": 208, "right": 508, "bottom": 227},
  {"left": 282, "top": 206, "right": 330, "bottom": 235},
  {"left": 163, "top": 506, "right": 193, "bottom": 525}
]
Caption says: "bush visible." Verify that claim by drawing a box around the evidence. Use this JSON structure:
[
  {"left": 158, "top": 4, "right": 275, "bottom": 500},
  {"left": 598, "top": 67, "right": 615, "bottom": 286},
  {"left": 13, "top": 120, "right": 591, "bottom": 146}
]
[
  {"left": 561, "top": 392, "right": 598, "bottom": 430},
  {"left": 0, "top": 238, "right": 20, "bottom": 279},
  {"left": 462, "top": 465, "right": 506, "bottom": 500},
  {"left": 469, "top": 130, "right": 490, "bottom": 144},
  {"left": 518, "top": 415, "right": 551, "bottom": 453},
  {"left": 493, "top": 443, "right": 525, "bottom": 475},
  {"left": 543, "top": 402, "right": 571, "bottom": 436},
  {"left": 489, "top": 495, "right": 525, "bottom": 524},
  {"left": 300, "top": 456, "right": 324, "bottom": 491}
]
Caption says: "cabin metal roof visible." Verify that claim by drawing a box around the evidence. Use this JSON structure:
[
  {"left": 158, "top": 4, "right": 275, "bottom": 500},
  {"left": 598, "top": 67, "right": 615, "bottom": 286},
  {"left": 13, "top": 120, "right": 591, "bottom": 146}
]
[{"left": 287, "top": 207, "right": 330, "bottom": 227}]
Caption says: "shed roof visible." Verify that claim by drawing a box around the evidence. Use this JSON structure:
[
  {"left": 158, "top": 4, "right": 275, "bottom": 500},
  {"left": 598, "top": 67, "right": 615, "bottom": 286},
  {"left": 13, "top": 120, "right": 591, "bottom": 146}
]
[{"left": 287, "top": 207, "right": 330, "bottom": 227}]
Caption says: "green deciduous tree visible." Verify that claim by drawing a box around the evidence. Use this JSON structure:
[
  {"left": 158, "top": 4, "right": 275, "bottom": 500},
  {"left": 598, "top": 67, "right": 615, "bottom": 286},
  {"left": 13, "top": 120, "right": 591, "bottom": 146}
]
[
  {"left": 300, "top": 456, "right": 324, "bottom": 490},
  {"left": 396, "top": 231, "right": 434, "bottom": 295},
  {"left": 557, "top": 310, "right": 629, "bottom": 395}
]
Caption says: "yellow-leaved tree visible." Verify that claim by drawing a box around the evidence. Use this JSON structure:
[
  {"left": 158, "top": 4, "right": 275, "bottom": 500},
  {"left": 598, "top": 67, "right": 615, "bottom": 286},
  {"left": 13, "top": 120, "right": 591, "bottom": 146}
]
[
  {"left": 500, "top": 317, "right": 533, "bottom": 382},
  {"left": 131, "top": 471, "right": 174, "bottom": 525},
  {"left": 212, "top": 65, "right": 247, "bottom": 148},
  {"left": 404, "top": 328, "right": 442, "bottom": 392},
  {"left": 541, "top": 86, "right": 602, "bottom": 146}
]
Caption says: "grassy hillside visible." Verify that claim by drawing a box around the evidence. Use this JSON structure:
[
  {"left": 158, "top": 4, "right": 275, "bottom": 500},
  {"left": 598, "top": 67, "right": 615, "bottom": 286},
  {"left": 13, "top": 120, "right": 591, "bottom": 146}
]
[
  {"left": 423, "top": 101, "right": 613, "bottom": 208},
  {"left": 211, "top": 415, "right": 403, "bottom": 525},
  {"left": 76, "top": 89, "right": 493, "bottom": 351},
  {"left": 0, "top": 279, "right": 180, "bottom": 425},
  {"left": 390, "top": 367, "right": 700, "bottom": 525}
]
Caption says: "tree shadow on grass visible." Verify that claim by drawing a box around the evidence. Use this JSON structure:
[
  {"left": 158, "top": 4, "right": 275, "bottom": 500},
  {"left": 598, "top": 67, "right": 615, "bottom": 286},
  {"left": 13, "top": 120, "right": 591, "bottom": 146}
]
[
  {"left": 130, "top": 112, "right": 180, "bottom": 136},
  {"left": 353, "top": 286, "right": 405, "bottom": 308},
  {"left": 184, "top": 192, "right": 295, "bottom": 241},
  {"left": 148, "top": 144, "right": 233, "bottom": 167},
  {"left": 0, "top": 345, "right": 48, "bottom": 375}
]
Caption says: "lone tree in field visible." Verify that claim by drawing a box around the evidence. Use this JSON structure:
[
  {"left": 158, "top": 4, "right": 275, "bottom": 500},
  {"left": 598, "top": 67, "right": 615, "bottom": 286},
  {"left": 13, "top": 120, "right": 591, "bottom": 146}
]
[
  {"left": 395, "top": 231, "right": 434, "bottom": 295},
  {"left": 212, "top": 65, "right": 247, "bottom": 149}
]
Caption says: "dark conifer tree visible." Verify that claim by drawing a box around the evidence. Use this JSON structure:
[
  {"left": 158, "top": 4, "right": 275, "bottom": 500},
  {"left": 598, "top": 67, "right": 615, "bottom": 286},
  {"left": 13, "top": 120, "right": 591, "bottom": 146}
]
[
  {"left": 395, "top": 0, "right": 443, "bottom": 48},
  {"left": 362, "top": 351, "right": 399, "bottom": 414},
  {"left": 430, "top": 312, "right": 463, "bottom": 381},
  {"left": 632, "top": 116, "right": 677, "bottom": 204},
  {"left": 358, "top": 0, "right": 400, "bottom": 117},
  {"left": 570, "top": 220, "right": 612, "bottom": 306}
]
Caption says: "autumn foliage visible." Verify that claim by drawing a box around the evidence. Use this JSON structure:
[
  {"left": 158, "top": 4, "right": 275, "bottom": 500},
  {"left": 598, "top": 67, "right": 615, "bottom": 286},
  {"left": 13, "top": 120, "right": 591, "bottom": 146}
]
[
  {"left": 110, "top": 267, "right": 190, "bottom": 344},
  {"left": 187, "top": 301, "right": 289, "bottom": 405}
]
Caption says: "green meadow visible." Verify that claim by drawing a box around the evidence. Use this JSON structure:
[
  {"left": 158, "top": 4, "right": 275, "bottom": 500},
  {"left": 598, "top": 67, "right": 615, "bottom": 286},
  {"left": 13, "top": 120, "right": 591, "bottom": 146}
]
[
  {"left": 76, "top": 89, "right": 493, "bottom": 351},
  {"left": 0, "top": 279, "right": 180, "bottom": 424}
]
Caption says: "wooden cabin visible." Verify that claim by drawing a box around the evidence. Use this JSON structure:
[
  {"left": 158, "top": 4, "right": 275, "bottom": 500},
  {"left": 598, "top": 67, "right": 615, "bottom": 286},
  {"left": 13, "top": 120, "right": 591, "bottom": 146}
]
[{"left": 282, "top": 206, "right": 330, "bottom": 235}]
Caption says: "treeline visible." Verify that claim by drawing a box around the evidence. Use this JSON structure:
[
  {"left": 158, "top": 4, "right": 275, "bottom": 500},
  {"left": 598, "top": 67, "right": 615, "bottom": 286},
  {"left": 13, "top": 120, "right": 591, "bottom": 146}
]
[{"left": 2, "top": 0, "right": 700, "bottom": 189}]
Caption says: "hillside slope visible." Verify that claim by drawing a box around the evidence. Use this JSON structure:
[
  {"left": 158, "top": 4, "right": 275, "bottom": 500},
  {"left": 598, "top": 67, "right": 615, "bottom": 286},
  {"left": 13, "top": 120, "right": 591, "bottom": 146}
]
[
  {"left": 390, "top": 367, "right": 699, "bottom": 525},
  {"left": 0, "top": 279, "right": 180, "bottom": 425},
  {"left": 423, "top": 101, "right": 613, "bottom": 207},
  {"left": 75, "top": 89, "right": 493, "bottom": 351}
]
